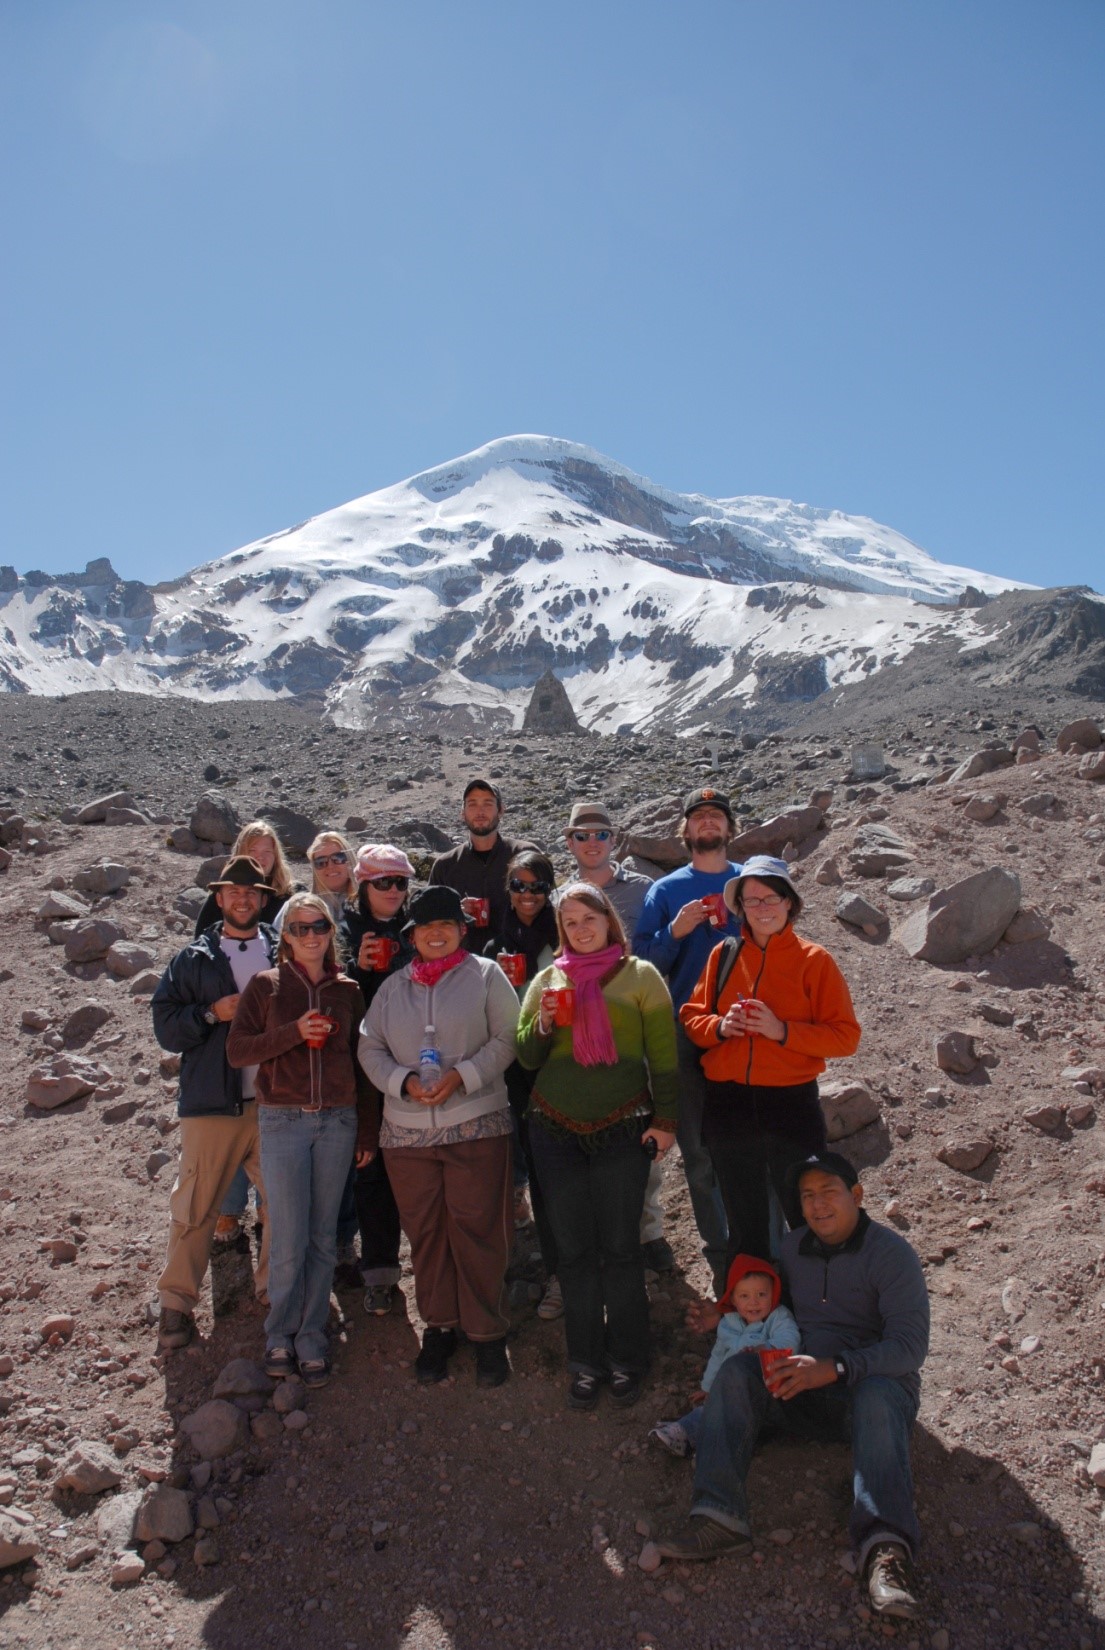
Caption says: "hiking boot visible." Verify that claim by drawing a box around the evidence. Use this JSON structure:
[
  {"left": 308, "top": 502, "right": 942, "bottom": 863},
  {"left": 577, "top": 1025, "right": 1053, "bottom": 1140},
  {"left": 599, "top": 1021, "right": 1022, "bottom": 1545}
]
[
  {"left": 213, "top": 1215, "right": 242, "bottom": 1246},
  {"left": 415, "top": 1327, "right": 458, "bottom": 1385},
  {"left": 653, "top": 1517, "right": 753, "bottom": 1562},
  {"left": 536, "top": 1277, "right": 564, "bottom": 1320},
  {"left": 363, "top": 1283, "right": 395, "bottom": 1317},
  {"left": 157, "top": 1308, "right": 195, "bottom": 1351},
  {"left": 641, "top": 1237, "right": 676, "bottom": 1274},
  {"left": 865, "top": 1543, "right": 921, "bottom": 1620},
  {"left": 475, "top": 1338, "right": 510, "bottom": 1388}
]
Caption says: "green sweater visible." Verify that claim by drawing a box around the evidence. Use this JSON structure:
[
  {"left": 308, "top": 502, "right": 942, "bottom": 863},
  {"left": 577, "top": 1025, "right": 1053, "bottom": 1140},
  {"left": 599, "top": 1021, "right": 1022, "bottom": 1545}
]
[{"left": 516, "top": 956, "right": 678, "bottom": 1130}]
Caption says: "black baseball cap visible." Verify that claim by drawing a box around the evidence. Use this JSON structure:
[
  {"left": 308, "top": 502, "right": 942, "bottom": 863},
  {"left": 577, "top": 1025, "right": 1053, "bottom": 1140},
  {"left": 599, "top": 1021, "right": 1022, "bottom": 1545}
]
[
  {"left": 682, "top": 786, "right": 734, "bottom": 824},
  {"left": 788, "top": 1151, "right": 860, "bottom": 1194},
  {"left": 463, "top": 778, "right": 502, "bottom": 806}
]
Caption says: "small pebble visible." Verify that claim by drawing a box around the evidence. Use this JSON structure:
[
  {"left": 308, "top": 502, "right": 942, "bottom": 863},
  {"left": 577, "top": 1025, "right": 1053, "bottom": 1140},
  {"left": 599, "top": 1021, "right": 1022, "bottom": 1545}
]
[{"left": 637, "top": 1541, "right": 662, "bottom": 1573}]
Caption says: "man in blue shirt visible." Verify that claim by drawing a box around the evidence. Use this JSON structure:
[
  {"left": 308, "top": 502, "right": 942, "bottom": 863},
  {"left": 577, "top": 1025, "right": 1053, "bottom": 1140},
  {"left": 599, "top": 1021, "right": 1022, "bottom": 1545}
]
[{"left": 634, "top": 788, "right": 742, "bottom": 1291}]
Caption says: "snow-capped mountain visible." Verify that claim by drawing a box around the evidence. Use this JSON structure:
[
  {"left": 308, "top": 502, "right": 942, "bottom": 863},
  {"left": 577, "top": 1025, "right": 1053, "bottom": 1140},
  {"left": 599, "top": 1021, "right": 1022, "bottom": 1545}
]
[{"left": 0, "top": 435, "right": 1059, "bottom": 733}]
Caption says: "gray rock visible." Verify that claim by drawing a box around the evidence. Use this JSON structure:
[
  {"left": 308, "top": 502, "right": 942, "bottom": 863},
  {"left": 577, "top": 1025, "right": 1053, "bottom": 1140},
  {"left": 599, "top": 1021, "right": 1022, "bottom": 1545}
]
[
  {"left": 936, "top": 1031, "right": 979, "bottom": 1074},
  {"left": 179, "top": 1399, "right": 249, "bottom": 1459},
  {"left": 74, "top": 791, "right": 139, "bottom": 825},
  {"left": 283, "top": 1409, "right": 310, "bottom": 1431},
  {"left": 196, "top": 854, "right": 229, "bottom": 889},
  {"left": 523, "top": 670, "right": 583, "bottom": 734},
  {"left": 947, "top": 749, "right": 1015, "bottom": 784},
  {"left": 813, "top": 855, "right": 843, "bottom": 886},
  {"left": 174, "top": 888, "right": 206, "bottom": 920},
  {"left": 103, "top": 807, "right": 148, "bottom": 826},
  {"left": 835, "top": 892, "right": 887, "bottom": 931},
  {"left": 1018, "top": 791, "right": 1060, "bottom": 818},
  {"left": 849, "top": 744, "right": 885, "bottom": 781},
  {"left": 963, "top": 792, "right": 1005, "bottom": 822},
  {"left": 128, "top": 969, "right": 162, "bottom": 996},
  {"left": 96, "top": 1487, "right": 144, "bottom": 1553},
  {"left": 272, "top": 1377, "right": 307, "bottom": 1415},
  {"left": 896, "top": 866, "right": 1021, "bottom": 964},
  {"left": 61, "top": 1000, "right": 111, "bottom": 1047},
  {"left": 936, "top": 1137, "right": 993, "bottom": 1173},
  {"left": 190, "top": 791, "right": 239, "bottom": 845},
  {"left": 731, "top": 806, "right": 824, "bottom": 859},
  {"left": 1078, "top": 750, "right": 1105, "bottom": 782},
  {"left": 0, "top": 1509, "right": 39, "bottom": 1569},
  {"left": 193, "top": 1535, "right": 220, "bottom": 1566},
  {"left": 111, "top": 1553, "right": 145, "bottom": 1585},
  {"left": 36, "top": 890, "right": 90, "bottom": 922},
  {"left": 106, "top": 940, "right": 158, "bottom": 978},
  {"left": 72, "top": 860, "right": 131, "bottom": 897},
  {"left": 391, "top": 818, "right": 455, "bottom": 854},
  {"left": 1057, "top": 717, "right": 1102, "bottom": 753},
  {"left": 820, "top": 1081, "right": 880, "bottom": 1141},
  {"left": 1024, "top": 1104, "right": 1064, "bottom": 1134},
  {"left": 146, "top": 1150, "right": 173, "bottom": 1178},
  {"left": 1002, "top": 905, "right": 1051, "bottom": 945},
  {"left": 978, "top": 1000, "right": 1015, "bottom": 1027},
  {"left": 250, "top": 1410, "right": 284, "bottom": 1442},
  {"left": 20, "top": 1008, "right": 50, "bottom": 1031},
  {"left": 212, "top": 1358, "right": 275, "bottom": 1399},
  {"left": 53, "top": 1440, "right": 123, "bottom": 1496},
  {"left": 195, "top": 1495, "right": 220, "bottom": 1530},
  {"left": 885, "top": 875, "right": 935, "bottom": 901},
  {"left": 27, "top": 1062, "right": 97, "bottom": 1110},
  {"left": 167, "top": 826, "right": 201, "bottom": 854},
  {"left": 135, "top": 1485, "right": 194, "bottom": 1545},
  {"left": 63, "top": 917, "right": 125, "bottom": 963},
  {"left": 1088, "top": 1442, "right": 1105, "bottom": 1489},
  {"left": 848, "top": 821, "right": 913, "bottom": 878}
]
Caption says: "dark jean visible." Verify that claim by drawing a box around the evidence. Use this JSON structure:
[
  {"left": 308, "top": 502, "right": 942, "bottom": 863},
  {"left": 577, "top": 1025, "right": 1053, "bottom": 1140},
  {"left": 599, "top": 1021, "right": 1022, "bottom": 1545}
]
[
  {"left": 691, "top": 1352, "right": 921, "bottom": 1565},
  {"left": 352, "top": 1151, "right": 402, "bottom": 1287},
  {"left": 528, "top": 1116, "right": 650, "bottom": 1377},
  {"left": 675, "top": 1027, "right": 729, "bottom": 1283},
  {"left": 506, "top": 1061, "right": 558, "bottom": 1277},
  {"left": 702, "top": 1078, "right": 826, "bottom": 1267}
]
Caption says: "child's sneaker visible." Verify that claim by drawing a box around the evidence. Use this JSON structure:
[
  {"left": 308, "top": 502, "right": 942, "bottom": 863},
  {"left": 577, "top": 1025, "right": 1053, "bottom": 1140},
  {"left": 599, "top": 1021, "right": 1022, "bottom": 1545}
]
[{"left": 649, "top": 1420, "right": 692, "bottom": 1458}]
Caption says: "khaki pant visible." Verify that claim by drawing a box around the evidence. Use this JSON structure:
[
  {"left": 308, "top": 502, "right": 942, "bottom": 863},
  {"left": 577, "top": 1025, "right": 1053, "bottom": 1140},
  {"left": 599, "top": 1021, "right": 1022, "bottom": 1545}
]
[
  {"left": 157, "top": 1108, "right": 269, "bottom": 1314},
  {"left": 385, "top": 1136, "right": 512, "bottom": 1342}
]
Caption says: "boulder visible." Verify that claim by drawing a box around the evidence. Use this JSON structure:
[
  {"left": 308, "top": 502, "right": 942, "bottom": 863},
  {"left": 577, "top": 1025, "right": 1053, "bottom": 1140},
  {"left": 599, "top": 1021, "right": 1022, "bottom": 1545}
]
[
  {"left": 1012, "top": 728, "right": 1041, "bottom": 753},
  {"left": 255, "top": 803, "right": 322, "bottom": 856},
  {"left": 1001, "top": 906, "right": 1051, "bottom": 945},
  {"left": 1023, "top": 1104, "right": 1064, "bottom": 1134},
  {"left": 53, "top": 1440, "right": 123, "bottom": 1496},
  {"left": 0, "top": 1508, "right": 39, "bottom": 1569},
  {"left": 886, "top": 875, "right": 935, "bottom": 902},
  {"left": 1017, "top": 791, "right": 1060, "bottom": 818},
  {"left": 72, "top": 861, "right": 131, "bottom": 897},
  {"left": 1057, "top": 717, "right": 1102, "bottom": 753},
  {"left": 196, "top": 854, "right": 229, "bottom": 890},
  {"left": 174, "top": 888, "right": 206, "bottom": 920},
  {"left": 1088, "top": 1443, "right": 1105, "bottom": 1490},
  {"left": 935, "top": 1031, "right": 979, "bottom": 1074},
  {"left": 849, "top": 745, "right": 885, "bottom": 781},
  {"left": 813, "top": 855, "right": 843, "bottom": 886},
  {"left": 272, "top": 1377, "right": 307, "bottom": 1415},
  {"left": 96, "top": 1487, "right": 143, "bottom": 1553},
  {"left": 820, "top": 1081, "right": 880, "bottom": 1141},
  {"left": 1078, "top": 751, "right": 1105, "bottom": 783},
  {"left": 36, "top": 891, "right": 90, "bottom": 922},
  {"left": 63, "top": 918, "right": 125, "bottom": 964},
  {"left": 61, "top": 1000, "right": 111, "bottom": 1047},
  {"left": 835, "top": 892, "right": 887, "bottom": 933},
  {"left": 963, "top": 792, "right": 1005, "bottom": 822},
  {"left": 936, "top": 1137, "right": 994, "bottom": 1173},
  {"left": 167, "top": 826, "right": 202, "bottom": 854},
  {"left": 212, "top": 1358, "right": 275, "bottom": 1399},
  {"left": 896, "top": 867, "right": 1021, "bottom": 964},
  {"left": 619, "top": 797, "right": 688, "bottom": 872},
  {"left": 189, "top": 791, "right": 239, "bottom": 846},
  {"left": 106, "top": 940, "right": 158, "bottom": 978},
  {"left": 27, "top": 1065, "right": 96, "bottom": 1110},
  {"left": 74, "top": 791, "right": 138, "bottom": 826},
  {"left": 847, "top": 822, "right": 914, "bottom": 878},
  {"left": 946, "top": 749, "right": 1015, "bottom": 784},
  {"left": 522, "top": 670, "right": 584, "bottom": 734},
  {"left": 0, "top": 846, "right": 11, "bottom": 872},
  {"left": 128, "top": 969, "right": 162, "bottom": 996},
  {"left": 730, "top": 807, "right": 824, "bottom": 860},
  {"left": 179, "top": 1399, "right": 248, "bottom": 1459},
  {"left": 134, "top": 1485, "right": 193, "bottom": 1545},
  {"left": 103, "top": 807, "right": 148, "bottom": 827},
  {"left": 390, "top": 818, "right": 454, "bottom": 854}
]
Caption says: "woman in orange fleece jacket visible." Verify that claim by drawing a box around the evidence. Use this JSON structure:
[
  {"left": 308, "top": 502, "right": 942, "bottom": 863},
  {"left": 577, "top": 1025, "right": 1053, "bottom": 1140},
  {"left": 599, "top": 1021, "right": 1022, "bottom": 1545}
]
[{"left": 679, "top": 854, "right": 860, "bottom": 1273}]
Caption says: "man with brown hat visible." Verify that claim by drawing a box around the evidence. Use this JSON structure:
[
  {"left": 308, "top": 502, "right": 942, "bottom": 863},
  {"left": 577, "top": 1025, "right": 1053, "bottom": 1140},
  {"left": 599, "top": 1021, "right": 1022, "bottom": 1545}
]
[{"left": 150, "top": 856, "right": 280, "bottom": 1350}]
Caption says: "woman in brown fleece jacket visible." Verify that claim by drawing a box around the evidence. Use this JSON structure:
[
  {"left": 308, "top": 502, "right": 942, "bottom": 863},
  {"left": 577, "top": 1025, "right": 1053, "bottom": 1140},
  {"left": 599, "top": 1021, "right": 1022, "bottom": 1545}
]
[{"left": 228, "top": 893, "right": 378, "bottom": 1386}]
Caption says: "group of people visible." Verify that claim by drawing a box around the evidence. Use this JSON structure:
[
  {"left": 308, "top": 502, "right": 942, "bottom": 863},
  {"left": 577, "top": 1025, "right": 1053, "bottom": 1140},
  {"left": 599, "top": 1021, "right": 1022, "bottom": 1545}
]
[{"left": 149, "top": 779, "right": 930, "bottom": 1621}]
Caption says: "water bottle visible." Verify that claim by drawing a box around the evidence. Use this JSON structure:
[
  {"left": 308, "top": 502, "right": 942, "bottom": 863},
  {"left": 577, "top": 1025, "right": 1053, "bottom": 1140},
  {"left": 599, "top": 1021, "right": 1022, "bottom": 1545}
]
[{"left": 419, "top": 1025, "right": 442, "bottom": 1090}]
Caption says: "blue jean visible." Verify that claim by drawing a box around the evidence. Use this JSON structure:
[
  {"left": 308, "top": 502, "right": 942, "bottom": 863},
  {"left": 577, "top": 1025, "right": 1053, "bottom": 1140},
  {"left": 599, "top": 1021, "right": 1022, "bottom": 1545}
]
[
  {"left": 219, "top": 1163, "right": 263, "bottom": 1219},
  {"left": 258, "top": 1105, "right": 356, "bottom": 1364},
  {"left": 675, "top": 1027, "right": 729, "bottom": 1282},
  {"left": 528, "top": 1117, "right": 651, "bottom": 1376},
  {"left": 690, "top": 1352, "right": 921, "bottom": 1565}
]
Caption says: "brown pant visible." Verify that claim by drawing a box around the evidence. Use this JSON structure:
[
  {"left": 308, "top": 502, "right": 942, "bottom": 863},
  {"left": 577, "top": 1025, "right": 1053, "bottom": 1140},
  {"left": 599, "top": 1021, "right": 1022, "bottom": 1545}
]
[
  {"left": 157, "top": 1108, "right": 269, "bottom": 1314},
  {"left": 384, "top": 1136, "right": 512, "bottom": 1342}
]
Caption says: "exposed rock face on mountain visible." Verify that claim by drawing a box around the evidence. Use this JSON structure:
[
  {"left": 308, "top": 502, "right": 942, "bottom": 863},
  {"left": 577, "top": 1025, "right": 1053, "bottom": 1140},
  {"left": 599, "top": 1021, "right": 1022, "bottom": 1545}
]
[{"left": 2, "top": 436, "right": 1100, "bottom": 733}]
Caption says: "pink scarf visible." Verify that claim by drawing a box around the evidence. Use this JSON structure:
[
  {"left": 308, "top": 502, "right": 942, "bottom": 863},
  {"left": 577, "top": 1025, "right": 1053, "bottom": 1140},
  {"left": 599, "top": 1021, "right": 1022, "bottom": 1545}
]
[
  {"left": 410, "top": 946, "right": 469, "bottom": 989},
  {"left": 553, "top": 943, "right": 624, "bottom": 1067}
]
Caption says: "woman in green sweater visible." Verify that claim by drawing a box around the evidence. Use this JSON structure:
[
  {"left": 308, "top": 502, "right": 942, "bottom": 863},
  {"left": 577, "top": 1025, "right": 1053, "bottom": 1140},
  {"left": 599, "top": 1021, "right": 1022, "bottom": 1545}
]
[{"left": 516, "top": 882, "right": 677, "bottom": 1409}]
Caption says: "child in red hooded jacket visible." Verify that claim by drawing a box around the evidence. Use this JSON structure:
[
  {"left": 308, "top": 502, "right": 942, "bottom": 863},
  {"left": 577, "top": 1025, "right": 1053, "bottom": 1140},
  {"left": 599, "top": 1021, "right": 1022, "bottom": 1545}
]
[{"left": 649, "top": 1254, "right": 800, "bottom": 1457}]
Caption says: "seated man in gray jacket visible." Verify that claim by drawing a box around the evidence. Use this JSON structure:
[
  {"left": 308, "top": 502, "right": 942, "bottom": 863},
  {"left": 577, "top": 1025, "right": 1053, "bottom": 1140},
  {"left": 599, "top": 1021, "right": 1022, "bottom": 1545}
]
[{"left": 654, "top": 1151, "right": 929, "bottom": 1623}]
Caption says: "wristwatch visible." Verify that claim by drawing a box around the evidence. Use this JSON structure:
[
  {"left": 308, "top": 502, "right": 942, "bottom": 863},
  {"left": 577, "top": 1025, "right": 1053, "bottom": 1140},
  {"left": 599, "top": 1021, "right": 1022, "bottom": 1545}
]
[
  {"left": 833, "top": 1357, "right": 848, "bottom": 1385},
  {"left": 203, "top": 1008, "right": 217, "bottom": 1027}
]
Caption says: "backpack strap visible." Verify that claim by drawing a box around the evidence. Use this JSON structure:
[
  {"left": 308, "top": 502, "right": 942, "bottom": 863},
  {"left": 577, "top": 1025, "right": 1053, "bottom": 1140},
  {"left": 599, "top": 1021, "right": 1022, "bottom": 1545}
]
[{"left": 710, "top": 934, "right": 744, "bottom": 1012}]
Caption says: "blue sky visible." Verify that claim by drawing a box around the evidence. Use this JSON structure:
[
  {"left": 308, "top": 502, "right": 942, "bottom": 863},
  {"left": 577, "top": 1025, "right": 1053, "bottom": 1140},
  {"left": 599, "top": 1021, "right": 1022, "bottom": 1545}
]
[{"left": 1, "top": 0, "right": 1101, "bottom": 590}]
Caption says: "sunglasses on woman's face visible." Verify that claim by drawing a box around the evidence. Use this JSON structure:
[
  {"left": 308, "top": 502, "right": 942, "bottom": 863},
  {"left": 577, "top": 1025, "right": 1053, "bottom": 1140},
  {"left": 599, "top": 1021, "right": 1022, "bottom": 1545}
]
[
  {"left": 368, "top": 875, "right": 409, "bottom": 891},
  {"left": 311, "top": 852, "right": 348, "bottom": 869},
  {"left": 569, "top": 829, "right": 611, "bottom": 843},
  {"left": 509, "top": 877, "right": 552, "bottom": 895},
  {"left": 285, "top": 919, "right": 333, "bottom": 937}
]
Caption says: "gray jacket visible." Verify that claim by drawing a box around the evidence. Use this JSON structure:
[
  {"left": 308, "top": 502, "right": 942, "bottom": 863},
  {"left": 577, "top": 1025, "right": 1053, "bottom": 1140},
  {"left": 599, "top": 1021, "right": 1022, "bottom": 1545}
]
[
  {"left": 781, "top": 1211, "right": 930, "bottom": 1403},
  {"left": 358, "top": 952, "right": 519, "bottom": 1135}
]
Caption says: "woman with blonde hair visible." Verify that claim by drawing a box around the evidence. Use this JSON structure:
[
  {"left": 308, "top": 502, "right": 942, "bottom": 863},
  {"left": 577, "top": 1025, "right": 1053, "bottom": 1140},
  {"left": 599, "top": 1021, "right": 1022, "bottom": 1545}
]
[
  {"left": 227, "top": 892, "right": 376, "bottom": 1386},
  {"left": 192, "top": 820, "right": 297, "bottom": 938},
  {"left": 305, "top": 831, "right": 357, "bottom": 921}
]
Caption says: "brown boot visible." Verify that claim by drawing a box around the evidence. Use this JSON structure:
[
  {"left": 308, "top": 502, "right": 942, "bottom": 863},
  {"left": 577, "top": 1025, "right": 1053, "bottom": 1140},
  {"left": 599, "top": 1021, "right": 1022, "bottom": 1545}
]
[
  {"left": 865, "top": 1543, "right": 921, "bottom": 1620},
  {"left": 157, "top": 1308, "right": 195, "bottom": 1350}
]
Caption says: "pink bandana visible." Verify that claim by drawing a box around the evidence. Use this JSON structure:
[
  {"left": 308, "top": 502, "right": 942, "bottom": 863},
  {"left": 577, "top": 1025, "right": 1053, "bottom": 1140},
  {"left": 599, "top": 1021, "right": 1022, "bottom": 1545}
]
[
  {"left": 410, "top": 946, "right": 470, "bottom": 989},
  {"left": 553, "top": 943, "right": 624, "bottom": 1067}
]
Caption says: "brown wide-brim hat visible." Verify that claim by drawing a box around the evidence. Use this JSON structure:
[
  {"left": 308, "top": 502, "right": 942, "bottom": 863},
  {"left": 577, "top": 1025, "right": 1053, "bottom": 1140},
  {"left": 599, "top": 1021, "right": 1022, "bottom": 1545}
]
[
  {"left": 566, "top": 802, "right": 613, "bottom": 832},
  {"left": 208, "top": 854, "right": 275, "bottom": 893}
]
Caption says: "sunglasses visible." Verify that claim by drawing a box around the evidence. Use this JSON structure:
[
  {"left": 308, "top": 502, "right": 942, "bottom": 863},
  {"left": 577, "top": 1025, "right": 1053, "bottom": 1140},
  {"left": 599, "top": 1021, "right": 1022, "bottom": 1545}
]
[
  {"left": 368, "top": 875, "right": 409, "bottom": 891},
  {"left": 508, "top": 877, "right": 552, "bottom": 895},
  {"left": 740, "top": 894, "right": 786, "bottom": 910},
  {"left": 312, "top": 852, "right": 349, "bottom": 869},
  {"left": 569, "top": 830, "right": 611, "bottom": 843},
  {"left": 285, "top": 919, "right": 333, "bottom": 937}
]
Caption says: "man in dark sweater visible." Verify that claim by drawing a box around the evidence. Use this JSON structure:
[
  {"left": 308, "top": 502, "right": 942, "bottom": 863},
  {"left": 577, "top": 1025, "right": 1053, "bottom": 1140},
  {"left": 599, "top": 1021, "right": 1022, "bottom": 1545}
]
[
  {"left": 427, "top": 779, "right": 529, "bottom": 952},
  {"left": 654, "top": 1151, "right": 929, "bottom": 1623}
]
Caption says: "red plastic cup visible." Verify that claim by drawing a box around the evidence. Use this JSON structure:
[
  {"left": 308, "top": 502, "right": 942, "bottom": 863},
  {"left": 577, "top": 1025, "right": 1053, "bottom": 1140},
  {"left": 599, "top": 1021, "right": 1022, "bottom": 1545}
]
[
  {"left": 304, "top": 1014, "right": 337, "bottom": 1050},
  {"left": 470, "top": 897, "right": 490, "bottom": 927},
  {"left": 541, "top": 987, "right": 575, "bottom": 1027},
  {"left": 758, "top": 1346, "right": 793, "bottom": 1386},
  {"left": 363, "top": 935, "right": 399, "bottom": 972},
  {"left": 497, "top": 952, "right": 526, "bottom": 988},
  {"left": 703, "top": 892, "right": 728, "bottom": 927}
]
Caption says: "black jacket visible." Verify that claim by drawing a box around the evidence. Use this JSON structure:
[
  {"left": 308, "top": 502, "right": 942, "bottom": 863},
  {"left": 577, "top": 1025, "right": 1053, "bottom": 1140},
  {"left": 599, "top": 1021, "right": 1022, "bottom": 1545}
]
[
  {"left": 151, "top": 924, "right": 279, "bottom": 1118},
  {"left": 335, "top": 900, "right": 413, "bottom": 1012},
  {"left": 427, "top": 834, "right": 534, "bottom": 952}
]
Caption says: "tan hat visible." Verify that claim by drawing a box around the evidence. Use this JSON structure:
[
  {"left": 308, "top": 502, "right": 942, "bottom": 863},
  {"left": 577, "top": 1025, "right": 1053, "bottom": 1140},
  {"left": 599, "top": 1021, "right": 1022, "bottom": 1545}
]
[{"left": 566, "top": 802, "right": 613, "bottom": 832}]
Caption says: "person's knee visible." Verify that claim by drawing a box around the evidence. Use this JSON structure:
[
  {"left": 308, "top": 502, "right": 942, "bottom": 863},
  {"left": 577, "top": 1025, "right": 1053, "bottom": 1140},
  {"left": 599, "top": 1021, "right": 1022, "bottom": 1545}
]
[{"left": 850, "top": 1376, "right": 914, "bottom": 1440}]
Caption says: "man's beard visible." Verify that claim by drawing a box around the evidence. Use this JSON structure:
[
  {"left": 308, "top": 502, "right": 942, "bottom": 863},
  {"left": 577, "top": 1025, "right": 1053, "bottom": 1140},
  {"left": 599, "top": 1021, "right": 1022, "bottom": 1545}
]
[{"left": 692, "top": 830, "right": 726, "bottom": 854}]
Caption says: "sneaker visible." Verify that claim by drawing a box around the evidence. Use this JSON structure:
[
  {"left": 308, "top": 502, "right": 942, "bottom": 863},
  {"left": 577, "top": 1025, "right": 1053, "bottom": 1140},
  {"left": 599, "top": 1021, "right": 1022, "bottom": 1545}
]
[
  {"left": 536, "top": 1277, "right": 564, "bottom": 1320},
  {"left": 649, "top": 1421, "right": 692, "bottom": 1458},
  {"left": 415, "top": 1327, "right": 458, "bottom": 1385},
  {"left": 610, "top": 1370, "right": 642, "bottom": 1407},
  {"left": 363, "top": 1283, "right": 394, "bottom": 1317},
  {"left": 156, "top": 1308, "right": 195, "bottom": 1351},
  {"left": 262, "top": 1346, "right": 296, "bottom": 1379},
  {"left": 865, "top": 1543, "right": 921, "bottom": 1620},
  {"left": 653, "top": 1518, "right": 753, "bottom": 1562},
  {"left": 299, "top": 1358, "right": 331, "bottom": 1390},
  {"left": 568, "top": 1371, "right": 604, "bottom": 1410},
  {"left": 513, "top": 1187, "right": 532, "bottom": 1229},
  {"left": 213, "top": 1215, "right": 242, "bottom": 1246},
  {"left": 641, "top": 1237, "right": 675, "bottom": 1273},
  {"left": 475, "top": 1338, "right": 510, "bottom": 1388}
]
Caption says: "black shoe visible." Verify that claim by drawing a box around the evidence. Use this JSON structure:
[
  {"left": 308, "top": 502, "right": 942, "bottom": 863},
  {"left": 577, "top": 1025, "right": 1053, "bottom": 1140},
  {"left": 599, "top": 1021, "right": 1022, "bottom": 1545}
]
[
  {"left": 474, "top": 1338, "right": 510, "bottom": 1388},
  {"left": 157, "top": 1308, "right": 194, "bottom": 1351},
  {"left": 641, "top": 1237, "right": 676, "bottom": 1273},
  {"left": 865, "top": 1543, "right": 921, "bottom": 1620},
  {"left": 568, "top": 1371, "right": 604, "bottom": 1410},
  {"left": 653, "top": 1518, "right": 753, "bottom": 1562},
  {"left": 415, "top": 1327, "right": 458, "bottom": 1385},
  {"left": 609, "top": 1370, "right": 643, "bottom": 1407}
]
